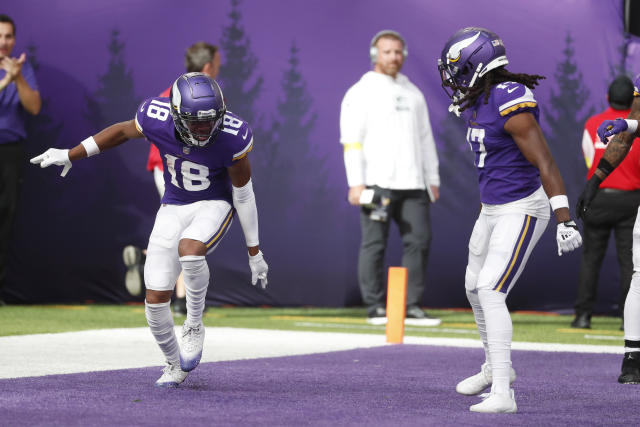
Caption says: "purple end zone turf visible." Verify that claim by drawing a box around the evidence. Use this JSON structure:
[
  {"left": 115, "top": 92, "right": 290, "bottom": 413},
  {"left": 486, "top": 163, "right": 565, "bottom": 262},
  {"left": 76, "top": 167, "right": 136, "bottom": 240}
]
[{"left": 1, "top": 345, "right": 638, "bottom": 426}]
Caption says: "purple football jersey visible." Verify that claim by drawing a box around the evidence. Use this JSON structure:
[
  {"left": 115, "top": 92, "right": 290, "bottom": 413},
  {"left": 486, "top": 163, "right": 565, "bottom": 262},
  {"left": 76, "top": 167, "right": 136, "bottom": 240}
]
[
  {"left": 463, "top": 82, "right": 541, "bottom": 204},
  {"left": 634, "top": 74, "right": 640, "bottom": 96},
  {"left": 135, "top": 97, "right": 254, "bottom": 205}
]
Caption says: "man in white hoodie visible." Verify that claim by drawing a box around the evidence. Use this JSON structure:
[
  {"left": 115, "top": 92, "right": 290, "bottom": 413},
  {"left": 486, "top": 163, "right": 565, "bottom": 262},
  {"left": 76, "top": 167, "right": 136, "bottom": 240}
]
[{"left": 340, "top": 30, "right": 440, "bottom": 326}]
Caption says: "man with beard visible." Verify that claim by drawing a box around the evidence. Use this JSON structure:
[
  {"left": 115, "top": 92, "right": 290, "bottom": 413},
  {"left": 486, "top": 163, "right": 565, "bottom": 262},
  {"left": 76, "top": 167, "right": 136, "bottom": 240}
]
[{"left": 340, "top": 30, "right": 441, "bottom": 326}]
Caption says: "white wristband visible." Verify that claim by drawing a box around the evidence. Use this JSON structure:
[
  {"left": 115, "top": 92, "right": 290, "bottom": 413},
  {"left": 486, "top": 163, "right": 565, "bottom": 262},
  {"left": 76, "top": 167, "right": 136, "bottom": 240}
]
[
  {"left": 549, "top": 195, "right": 569, "bottom": 211},
  {"left": 81, "top": 136, "right": 100, "bottom": 157},
  {"left": 625, "top": 119, "right": 638, "bottom": 134}
]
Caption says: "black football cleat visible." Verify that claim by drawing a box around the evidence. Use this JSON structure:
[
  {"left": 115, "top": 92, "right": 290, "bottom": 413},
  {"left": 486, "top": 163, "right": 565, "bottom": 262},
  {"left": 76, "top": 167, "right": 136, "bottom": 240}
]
[{"left": 618, "top": 352, "right": 640, "bottom": 384}]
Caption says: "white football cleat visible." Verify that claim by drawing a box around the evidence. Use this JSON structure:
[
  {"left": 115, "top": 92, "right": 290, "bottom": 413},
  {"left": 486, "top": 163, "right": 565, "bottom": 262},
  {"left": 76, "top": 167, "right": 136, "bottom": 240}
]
[
  {"left": 155, "top": 362, "right": 188, "bottom": 388},
  {"left": 469, "top": 389, "right": 517, "bottom": 413},
  {"left": 180, "top": 322, "right": 205, "bottom": 372},
  {"left": 456, "top": 362, "right": 516, "bottom": 395}
]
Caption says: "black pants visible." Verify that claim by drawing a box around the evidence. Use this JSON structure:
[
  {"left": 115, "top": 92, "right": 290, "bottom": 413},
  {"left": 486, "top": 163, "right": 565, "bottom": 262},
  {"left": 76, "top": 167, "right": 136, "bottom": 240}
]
[
  {"left": 575, "top": 188, "right": 640, "bottom": 316},
  {"left": 358, "top": 189, "right": 432, "bottom": 313},
  {"left": 0, "top": 142, "right": 24, "bottom": 295}
]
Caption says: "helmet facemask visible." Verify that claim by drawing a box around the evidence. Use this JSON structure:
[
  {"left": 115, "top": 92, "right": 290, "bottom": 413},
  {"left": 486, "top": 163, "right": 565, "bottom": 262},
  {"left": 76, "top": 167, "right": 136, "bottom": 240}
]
[{"left": 173, "top": 110, "right": 224, "bottom": 147}]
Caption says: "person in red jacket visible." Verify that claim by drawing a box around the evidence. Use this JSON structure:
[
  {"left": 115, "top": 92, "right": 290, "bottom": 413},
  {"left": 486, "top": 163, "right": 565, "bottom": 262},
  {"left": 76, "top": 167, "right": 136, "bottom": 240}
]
[
  {"left": 571, "top": 75, "right": 640, "bottom": 329},
  {"left": 123, "top": 42, "right": 220, "bottom": 316}
]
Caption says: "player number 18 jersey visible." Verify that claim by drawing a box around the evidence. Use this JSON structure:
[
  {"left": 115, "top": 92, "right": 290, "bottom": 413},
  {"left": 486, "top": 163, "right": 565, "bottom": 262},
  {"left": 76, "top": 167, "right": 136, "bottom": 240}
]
[{"left": 134, "top": 96, "right": 254, "bottom": 205}]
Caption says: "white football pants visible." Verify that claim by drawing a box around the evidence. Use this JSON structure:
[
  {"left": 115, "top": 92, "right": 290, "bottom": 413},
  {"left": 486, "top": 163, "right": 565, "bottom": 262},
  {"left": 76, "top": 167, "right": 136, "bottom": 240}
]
[
  {"left": 144, "top": 200, "right": 234, "bottom": 291},
  {"left": 465, "top": 212, "right": 548, "bottom": 393},
  {"left": 625, "top": 207, "right": 640, "bottom": 343}
]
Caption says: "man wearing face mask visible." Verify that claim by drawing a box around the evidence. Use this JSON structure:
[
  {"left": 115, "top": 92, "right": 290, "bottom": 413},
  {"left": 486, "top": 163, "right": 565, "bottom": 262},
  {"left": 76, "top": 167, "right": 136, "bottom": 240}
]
[{"left": 339, "top": 30, "right": 441, "bottom": 326}]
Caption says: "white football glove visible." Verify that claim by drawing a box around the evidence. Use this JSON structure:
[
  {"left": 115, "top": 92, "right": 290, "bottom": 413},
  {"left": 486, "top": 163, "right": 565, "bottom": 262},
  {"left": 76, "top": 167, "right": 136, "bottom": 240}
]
[
  {"left": 556, "top": 220, "right": 582, "bottom": 256},
  {"left": 30, "top": 148, "right": 72, "bottom": 177},
  {"left": 249, "top": 250, "right": 268, "bottom": 289}
]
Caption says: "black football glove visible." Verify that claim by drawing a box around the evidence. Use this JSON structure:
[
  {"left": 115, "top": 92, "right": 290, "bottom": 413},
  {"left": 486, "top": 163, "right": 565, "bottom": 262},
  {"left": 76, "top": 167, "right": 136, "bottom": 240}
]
[{"left": 576, "top": 175, "right": 602, "bottom": 220}]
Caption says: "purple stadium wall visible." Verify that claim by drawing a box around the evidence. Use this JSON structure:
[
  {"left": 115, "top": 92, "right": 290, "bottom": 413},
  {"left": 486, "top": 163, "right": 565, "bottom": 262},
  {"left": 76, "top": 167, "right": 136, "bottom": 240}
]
[{"left": 3, "top": 0, "right": 637, "bottom": 312}]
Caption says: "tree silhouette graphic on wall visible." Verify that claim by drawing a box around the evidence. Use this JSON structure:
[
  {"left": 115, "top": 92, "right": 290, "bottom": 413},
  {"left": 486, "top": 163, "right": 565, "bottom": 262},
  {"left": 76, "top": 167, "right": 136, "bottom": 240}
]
[
  {"left": 609, "top": 34, "right": 633, "bottom": 80},
  {"left": 434, "top": 112, "right": 478, "bottom": 213},
  {"left": 266, "top": 41, "right": 322, "bottom": 220},
  {"left": 218, "top": 0, "right": 274, "bottom": 200},
  {"left": 80, "top": 29, "right": 146, "bottom": 299},
  {"left": 600, "top": 35, "right": 634, "bottom": 112},
  {"left": 85, "top": 29, "right": 139, "bottom": 129},
  {"left": 218, "top": 0, "right": 263, "bottom": 127},
  {"left": 264, "top": 40, "right": 344, "bottom": 303},
  {"left": 543, "top": 33, "right": 595, "bottom": 199}
]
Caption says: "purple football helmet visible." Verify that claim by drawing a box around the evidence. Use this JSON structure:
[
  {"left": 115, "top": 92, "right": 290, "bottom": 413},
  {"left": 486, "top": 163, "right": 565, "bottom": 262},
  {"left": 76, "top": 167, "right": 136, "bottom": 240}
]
[
  {"left": 438, "top": 27, "right": 509, "bottom": 101},
  {"left": 170, "top": 72, "right": 226, "bottom": 147}
]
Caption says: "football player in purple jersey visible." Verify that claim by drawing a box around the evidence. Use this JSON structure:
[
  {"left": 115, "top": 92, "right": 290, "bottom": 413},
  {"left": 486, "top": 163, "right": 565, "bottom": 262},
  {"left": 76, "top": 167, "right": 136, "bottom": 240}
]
[
  {"left": 438, "top": 27, "right": 582, "bottom": 413},
  {"left": 30, "top": 72, "right": 269, "bottom": 387},
  {"left": 581, "top": 75, "right": 640, "bottom": 384}
]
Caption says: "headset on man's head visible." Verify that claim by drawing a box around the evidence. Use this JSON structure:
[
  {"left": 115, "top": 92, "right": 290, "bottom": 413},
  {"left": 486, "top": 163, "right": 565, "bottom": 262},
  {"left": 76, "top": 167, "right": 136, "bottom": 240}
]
[{"left": 369, "top": 30, "right": 408, "bottom": 64}]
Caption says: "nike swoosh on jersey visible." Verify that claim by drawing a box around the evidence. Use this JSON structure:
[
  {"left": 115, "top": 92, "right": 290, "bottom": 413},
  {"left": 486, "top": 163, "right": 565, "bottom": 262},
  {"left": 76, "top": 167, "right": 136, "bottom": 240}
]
[
  {"left": 507, "top": 87, "right": 517, "bottom": 93},
  {"left": 242, "top": 129, "right": 249, "bottom": 140}
]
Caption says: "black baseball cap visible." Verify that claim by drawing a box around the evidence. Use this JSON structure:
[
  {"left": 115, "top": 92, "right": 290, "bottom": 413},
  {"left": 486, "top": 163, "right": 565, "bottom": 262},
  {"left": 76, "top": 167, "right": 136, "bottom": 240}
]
[{"left": 609, "top": 75, "right": 634, "bottom": 109}]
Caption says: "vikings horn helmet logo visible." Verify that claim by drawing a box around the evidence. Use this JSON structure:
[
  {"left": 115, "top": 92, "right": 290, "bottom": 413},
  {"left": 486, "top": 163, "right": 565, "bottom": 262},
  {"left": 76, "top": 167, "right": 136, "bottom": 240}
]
[{"left": 438, "top": 27, "right": 508, "bottom": 102}]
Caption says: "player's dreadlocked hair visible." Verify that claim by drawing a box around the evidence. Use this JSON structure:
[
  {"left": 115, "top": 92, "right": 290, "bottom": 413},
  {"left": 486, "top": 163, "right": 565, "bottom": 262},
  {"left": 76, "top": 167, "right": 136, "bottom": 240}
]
[{"left": 455, "top": 67, "right": 545, "bottom": 112}]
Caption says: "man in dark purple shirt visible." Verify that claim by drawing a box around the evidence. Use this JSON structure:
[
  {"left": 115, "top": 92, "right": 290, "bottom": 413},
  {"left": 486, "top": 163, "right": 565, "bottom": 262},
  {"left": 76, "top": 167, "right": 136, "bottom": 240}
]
[{"left": 0, "top": 14, "right": 41, "bottom": 304}]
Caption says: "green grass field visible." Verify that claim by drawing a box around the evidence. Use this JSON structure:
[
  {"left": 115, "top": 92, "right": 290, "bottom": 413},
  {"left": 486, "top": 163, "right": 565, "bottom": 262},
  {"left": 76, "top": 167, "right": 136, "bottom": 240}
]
[{"left": 0, "top": 305, "right": 624, "bottom": 347}]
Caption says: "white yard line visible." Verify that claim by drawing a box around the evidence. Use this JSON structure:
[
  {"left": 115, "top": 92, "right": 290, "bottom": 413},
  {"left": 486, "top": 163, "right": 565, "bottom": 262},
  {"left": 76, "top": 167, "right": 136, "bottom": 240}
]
[
  {"left": 0, "top": 327, "right": 623, "bottom": 379},
  {"left": 0, "top": 327, "right": 386, "bottom": 379}
]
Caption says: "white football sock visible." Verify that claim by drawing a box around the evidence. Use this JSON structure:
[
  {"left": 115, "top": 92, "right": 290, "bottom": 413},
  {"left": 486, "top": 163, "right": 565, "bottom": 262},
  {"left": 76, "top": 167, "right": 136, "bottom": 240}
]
[
  {"left": 624, "top": 272, "right": 640, "bottom": 348},
  {"left": 180, "top": 255, "right": 209, "bottom": 327},
  {"left": 466, "top": 289, "right": 491, "bottom": 364},
  {"left": 478, "top": 289, "right": 512, "bottom": 395},
  {"left": 145, "top": 300, "right": 179, "bottom": 364}
]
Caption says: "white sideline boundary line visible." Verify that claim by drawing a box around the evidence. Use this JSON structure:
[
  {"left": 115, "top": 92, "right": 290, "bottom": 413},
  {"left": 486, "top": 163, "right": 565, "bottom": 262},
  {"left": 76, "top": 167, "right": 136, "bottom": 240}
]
[
  {"left": 405, "top": 335, "right": 624, "bottom": 354},
  {"left": 295, "top": 322, "right": 625, "bottom": 353},
  {"left": 0, "top": 327, "right": 623, "bottom": 379}
]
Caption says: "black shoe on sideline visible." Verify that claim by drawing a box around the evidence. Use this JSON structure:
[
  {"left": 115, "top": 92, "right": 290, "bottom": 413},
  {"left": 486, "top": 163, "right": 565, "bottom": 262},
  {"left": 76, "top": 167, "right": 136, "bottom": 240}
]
[
  {"left": 618, "top": 352, "right": 640, "bottom": 384},
  {"left": 366, "top": 306, "right": 387, "bottom": 325},
  {"left": 172, "top": 297, "right": 187, "bottom": 316},
  {"left": 405, "top": 305, "right": 441, "bottom": 326},
  {"left": 570, "top": 312, "right": 591, "bottom": 329}
]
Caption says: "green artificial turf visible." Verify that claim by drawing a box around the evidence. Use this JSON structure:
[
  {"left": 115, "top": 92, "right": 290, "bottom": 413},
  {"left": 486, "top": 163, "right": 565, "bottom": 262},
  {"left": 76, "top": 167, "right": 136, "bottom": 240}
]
[{"left": 0, "top": 304, "right": 624, "bottom": 347}]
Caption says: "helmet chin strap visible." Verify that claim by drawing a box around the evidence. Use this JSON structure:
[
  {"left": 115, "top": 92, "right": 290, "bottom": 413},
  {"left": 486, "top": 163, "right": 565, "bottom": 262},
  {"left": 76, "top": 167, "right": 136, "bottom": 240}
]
[
  {"left": 448, "top": 103, "right": 462, "bottom": 117},
  {"left": 467, "top": 55, "right": 510, "bottom": 90},
  {"left": 468, "top": 62, "right": 483, "bottom": 89},
  {"left": 480, "top": 55, "right": 509, "bottom": 78},
  {"left": 448, "top": 90, "right": 464, "bottom": 117},
  {"left": 192, "top": 135, "right": 212, "bottom": 147}
]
